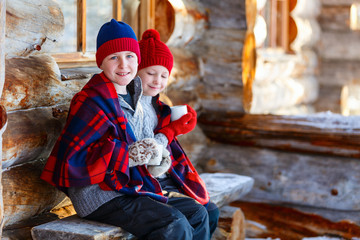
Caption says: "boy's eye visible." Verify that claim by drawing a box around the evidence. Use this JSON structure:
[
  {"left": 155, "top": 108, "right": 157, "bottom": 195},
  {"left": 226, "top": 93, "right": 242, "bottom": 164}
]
[
  {"left": 147, "top": 72, "right": 155, "bottom": 75},
  {"left": 110, "top": 56, "right": 117, "bottom": 60},
  {"left": 126, "top": 54, "right": 134, "bottom": 58}
]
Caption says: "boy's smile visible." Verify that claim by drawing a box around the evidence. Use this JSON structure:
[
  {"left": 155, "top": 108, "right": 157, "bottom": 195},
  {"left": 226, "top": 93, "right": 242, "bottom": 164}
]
[{"left": 100, "top": 51, "right": 138, "bottom": 94}]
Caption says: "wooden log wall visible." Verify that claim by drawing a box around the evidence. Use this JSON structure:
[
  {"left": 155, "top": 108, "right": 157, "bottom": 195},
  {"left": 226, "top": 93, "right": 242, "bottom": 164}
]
[
  {"left": 315, "top": 0, "right": 360, "bottom": 114},
  {"left": 199, "top": 110, "right": 360, "bottom": 158},
  {"left": 0, "top": 0, "right": 6, "bottom": 235},
  {"left": 200, "top": 143, "right": 360, "bottom": 214},
  {"left": 0, "top": 0, "right": 90, "bottom": 230},
  {"left": 245, "top": 0, "right": 321, "bottom": 114},
  {"left": 177, "top": 0, "right": 247, "bottom": 112},
  {"left": 193, "top": 1, "right": 360, "bottom": 226}
]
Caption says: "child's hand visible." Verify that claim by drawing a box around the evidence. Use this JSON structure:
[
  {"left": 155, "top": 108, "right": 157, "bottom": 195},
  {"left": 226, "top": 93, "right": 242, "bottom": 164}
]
[
  {"left": 158, "top": 105, "right": 197, "bottom": 142},
  {"left": 147, "top": 143, "right": 163, "bottom": 166},
  {"left": 128, "top": 138, "right": 160, "bottom": 167},
  {"left": 147, "top": 148, "right": 172, "bottom": 177}
]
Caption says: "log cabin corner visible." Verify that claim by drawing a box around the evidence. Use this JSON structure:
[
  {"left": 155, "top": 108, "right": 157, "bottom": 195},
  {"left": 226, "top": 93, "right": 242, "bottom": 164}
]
[{"left": 0, "top": 0, "right": 360, "bottom": 239}]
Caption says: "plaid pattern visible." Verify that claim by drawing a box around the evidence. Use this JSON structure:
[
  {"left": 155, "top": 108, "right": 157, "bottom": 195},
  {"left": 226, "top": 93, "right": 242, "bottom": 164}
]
[
  {"left": 154, "top": 98, "right": 210, "bottom": 205},
  {"left": 41, "top": 72, "right": 209, "bottom": 205}
]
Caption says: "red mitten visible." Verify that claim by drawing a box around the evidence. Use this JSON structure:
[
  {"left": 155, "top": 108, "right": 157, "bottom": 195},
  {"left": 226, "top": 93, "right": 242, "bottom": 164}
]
[{"left": 158, "top": 105, "right": 197, "bottom": 142}]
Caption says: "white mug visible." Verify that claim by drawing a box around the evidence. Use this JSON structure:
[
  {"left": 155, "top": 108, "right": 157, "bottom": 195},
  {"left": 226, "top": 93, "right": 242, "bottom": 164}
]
[{"left": 170, "top": 105, "right": 188, "bottom": 121}]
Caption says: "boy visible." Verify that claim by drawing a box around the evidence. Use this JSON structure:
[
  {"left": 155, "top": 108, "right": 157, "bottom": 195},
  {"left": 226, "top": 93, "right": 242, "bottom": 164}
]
[{"left": 41, "top": 19, "right": 211, "bottom": 239}]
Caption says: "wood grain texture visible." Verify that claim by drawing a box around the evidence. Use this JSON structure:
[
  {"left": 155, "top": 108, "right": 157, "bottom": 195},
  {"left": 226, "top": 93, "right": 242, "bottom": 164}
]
[
  {"left": 199, "top": 143, "right": 360, "bottom": 211},
  {"left": 2, "top": 160, "right": 66, "bottom": 227},
  {"left": 199, "top": 111, "right": 360, "bottom": 158},
  {"left": 1, "top": 55, "right": 88, "bottom": 111},
  {"left": 2, "top": 106, "right": 67, "bottom": 168},
  {"left": 5, "top": 0, "right": 64, "bottom": 57}
]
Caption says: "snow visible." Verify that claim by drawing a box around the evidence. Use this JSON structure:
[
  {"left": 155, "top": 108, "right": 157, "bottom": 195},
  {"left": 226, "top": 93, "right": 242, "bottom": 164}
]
[{"left": 274, "top": 111, "right": 360, "bottom": 130}]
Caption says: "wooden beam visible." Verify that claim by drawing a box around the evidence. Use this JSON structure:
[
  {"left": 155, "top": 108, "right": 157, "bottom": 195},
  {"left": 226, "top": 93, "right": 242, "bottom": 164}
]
[
  {"left": 0, "top": 0, "right": 4, "bottom": 98},
  {"left": 112, "top": 0, "right": 122, "bottom": 21},
  {"left": 279, "top": 0, "right": 289, "bottom": 51},
  {"left": 198, "top": 110, "right": 360, "bottom": 158},
  {"left": 139, "top": 0, "right": 155, "bottom": 36},
  {"left": 6, "top": 0, "right": 64, "bottom": 57},
  {"left": 77, "top": 0, "right": 86, "bottom": 53},
  {"left": 0, "top": 0, "right": 5, "bottom": 235}
]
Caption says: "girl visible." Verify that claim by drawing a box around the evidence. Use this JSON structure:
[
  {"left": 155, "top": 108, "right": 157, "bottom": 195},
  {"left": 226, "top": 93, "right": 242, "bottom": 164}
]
[{"left": 137, "top": 29, "right": 220, "bottom": 239}]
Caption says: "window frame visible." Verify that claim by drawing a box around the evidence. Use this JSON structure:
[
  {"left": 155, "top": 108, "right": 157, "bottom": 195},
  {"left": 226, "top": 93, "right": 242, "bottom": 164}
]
[
  {"left": 52, "top": 0, "right": 155, "bottom": 69},
  {"left": 259, "top": 0, "right": 296, "bottom": 53}
]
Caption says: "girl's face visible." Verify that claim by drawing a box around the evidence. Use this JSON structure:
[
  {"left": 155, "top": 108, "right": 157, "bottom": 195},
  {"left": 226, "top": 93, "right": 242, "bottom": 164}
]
[
  {"left": 138, "top": 65, "right": 169, "bottom": 96},
  {"left": 100, "top": 51, "right": 138, "bottom": 94}
]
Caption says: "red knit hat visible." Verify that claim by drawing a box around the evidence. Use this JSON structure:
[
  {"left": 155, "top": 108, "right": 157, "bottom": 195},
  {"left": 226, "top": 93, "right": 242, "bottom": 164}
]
[{"left": 138, "top": 29, "right": 173, "bottom": 74}]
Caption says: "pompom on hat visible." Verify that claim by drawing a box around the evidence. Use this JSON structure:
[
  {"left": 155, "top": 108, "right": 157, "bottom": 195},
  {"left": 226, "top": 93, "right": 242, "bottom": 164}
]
[
  {"left": 138, "top": 29, "right": 173, "bottom": 74},
  {"left": 96, "top": 19, "right": 141, "bottom": 68}
]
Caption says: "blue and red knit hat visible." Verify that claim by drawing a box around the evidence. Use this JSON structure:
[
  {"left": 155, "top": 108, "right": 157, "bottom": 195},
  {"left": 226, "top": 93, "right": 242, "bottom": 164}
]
[
  {"left": 96, "top": 19, "right": 141, "bottom": 68},
  {"left": 138, "top": 29, "right": 173, "bottom": 74}
]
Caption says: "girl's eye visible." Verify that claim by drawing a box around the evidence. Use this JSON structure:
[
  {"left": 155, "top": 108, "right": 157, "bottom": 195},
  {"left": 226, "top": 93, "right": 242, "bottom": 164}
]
[
  {"left": 147, "top": 72, "right": 155, "bottom": 75},
  {"left": 161, "top": 75, "right": 168, "bottom": 78},
  {"left": 126, "top": 54, "right": 134, "bottom": 59},
  {"left": 110, "top": 56, "right": 117, "bottom": 60}
]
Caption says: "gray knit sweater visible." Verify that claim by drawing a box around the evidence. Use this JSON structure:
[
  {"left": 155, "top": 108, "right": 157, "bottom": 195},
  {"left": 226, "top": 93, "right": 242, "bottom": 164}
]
[{"left": 68, "top": 77, "right": 168, "bottom": 217}]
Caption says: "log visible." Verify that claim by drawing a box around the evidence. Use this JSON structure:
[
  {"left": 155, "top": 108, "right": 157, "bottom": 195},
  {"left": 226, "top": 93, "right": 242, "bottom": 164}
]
[
  {"left": 165, "top": 0, "right": 207, "bottom": 47},
  {"left": 200, "top": 173, "right": 254, "bottom": 208},
  {"left": 154, "top": 0, "right": 174, "bottom": 43},
  {"left": 249, "top": 49, "right": 319, "bottom": 113},
  {"left": 197, "top": 0, "right": 246, "bottom": 30},
  {"left": 177, "top": 126, "right": 208, "bottom": 166},
  {"left": 2, "top": 159, "right": 67, "bottom": 228},
  {"left": 0, "top": 0, "right": 4, "bottom": 97},
  {"left": 321, "top": 0, "right": 353, "bottom": 7},
  {"left": 166, "top": 48, "right": 201, "bottom": 106},
  {"left": 291, "top": 17, "right": 321, "bottom": 51},
  {"left": 212, "top": 206, "right": 245, "bottom": 240},
  {"left": 231, "top": 201, "right": 360, "bottom": 239},
  {"left": 251, "top": 76, "right": 319, "bottom": 113},
  {"left": 5, "top": 0, "right": 64, "bottom": 57},
  {"left": 2, "top": 105, "right": 68, "bottom": 168},
  {"left": 245, "top": 0, "right": 257, "bottom": 30},
  {"left": 0, "top": 1, "right": 5, "bottom": 236},
  {"left": 194, "top": 28, "right": 246, "bottom": 112},
  {"left": 318, "top": 31, "right": 360, "bottom": 61},
  {"left": 255, "top": 49, "right": 318, "bottom": 84},
  {"left": 340, "top": 81, "right": 360, "bottom": 116},
  {"left": 319, "top": 5, "right": 351, "bottom": 31},
  {"left": 199, "top": 143, "right": 360, "bottom": 211},
  {"left": 317, "top": 59, "right": 360, "bottom": 87},
  {"left": 242, "top": 31, "right": 256, "bottom": 113},
  {"left": 1, "top": 55, "right": 88, "bottom": 111},
  {"left": 314, "top": 84, "right": 342, "bottom": 114},
  {"left": 291, "top": 0, "right": 321, "bottom": 18},
  {"left": 198, "top": 110, "right": 360, "bottom": 158}
]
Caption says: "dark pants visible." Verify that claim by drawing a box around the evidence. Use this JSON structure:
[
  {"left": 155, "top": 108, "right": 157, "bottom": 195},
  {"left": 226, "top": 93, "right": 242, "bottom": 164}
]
[
  {"left": 207, "top": 201, "right": 220, "bottom": 237},
  {"left": 85, "top": 195, "right": 218, "bottom": 240}
]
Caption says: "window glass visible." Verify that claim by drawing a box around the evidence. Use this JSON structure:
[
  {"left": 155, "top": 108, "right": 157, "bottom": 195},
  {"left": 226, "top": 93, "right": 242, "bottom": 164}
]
[
  {"left": 86, "top": 0, "right": 112, "bottom": 52},
  {"left": 50, "top": 0, "right": 77, "bottom": 53}
]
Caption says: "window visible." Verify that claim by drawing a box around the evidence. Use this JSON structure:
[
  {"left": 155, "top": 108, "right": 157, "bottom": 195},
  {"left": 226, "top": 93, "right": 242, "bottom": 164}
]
[
  {"left": 256, "top": 0, "right": 297, "bottom": 53},
  {"left": 51, "top": 0, "right": 155, "bottom": 68}
]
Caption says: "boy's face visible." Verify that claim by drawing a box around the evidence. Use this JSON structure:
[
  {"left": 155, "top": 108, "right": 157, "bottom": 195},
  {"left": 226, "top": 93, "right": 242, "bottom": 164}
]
[
  {"left": 100, "top": 51, "right": 138, "bottom": 94},
  {"left": 138, "top": 65, "right": 169, "bottom": 96}
]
